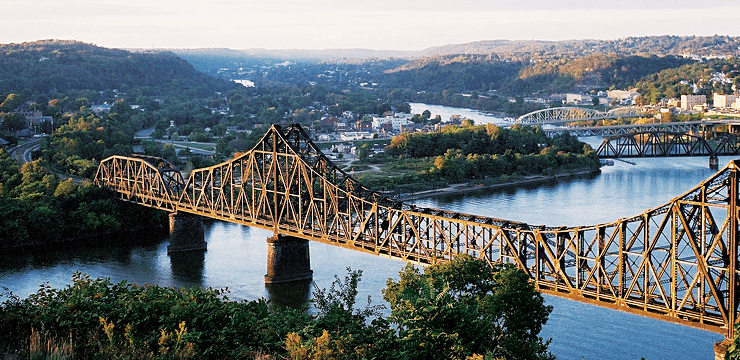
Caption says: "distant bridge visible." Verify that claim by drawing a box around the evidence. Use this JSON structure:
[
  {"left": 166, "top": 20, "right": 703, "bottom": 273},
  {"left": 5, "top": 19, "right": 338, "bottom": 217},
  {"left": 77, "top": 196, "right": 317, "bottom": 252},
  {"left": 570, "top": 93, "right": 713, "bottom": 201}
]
[
  {"left": 596, "top": 131, "right": 740, "bottom": 158},
  {"left": 95, "top": 124, "right": 740, "bottom": 340},
  {"left": 517, "top": 106, "right": 643, "bottom": 125},
  {"left": 544, "top": 121, "right": 712, "bottom": 138}
]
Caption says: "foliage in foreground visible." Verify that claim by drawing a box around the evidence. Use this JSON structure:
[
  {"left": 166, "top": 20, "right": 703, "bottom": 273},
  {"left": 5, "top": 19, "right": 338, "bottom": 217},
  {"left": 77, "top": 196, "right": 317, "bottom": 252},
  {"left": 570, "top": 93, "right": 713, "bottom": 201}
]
[{"left": 0, "top": 255, "right": 553, "bottom": 360}]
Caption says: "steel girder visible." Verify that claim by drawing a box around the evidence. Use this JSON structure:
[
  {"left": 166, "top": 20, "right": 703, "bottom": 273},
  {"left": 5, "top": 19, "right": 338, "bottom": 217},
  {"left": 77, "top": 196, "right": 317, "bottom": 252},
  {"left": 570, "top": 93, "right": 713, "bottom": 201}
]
[{"left": 95, "top": 124, "right": 740, "bottom": 338}]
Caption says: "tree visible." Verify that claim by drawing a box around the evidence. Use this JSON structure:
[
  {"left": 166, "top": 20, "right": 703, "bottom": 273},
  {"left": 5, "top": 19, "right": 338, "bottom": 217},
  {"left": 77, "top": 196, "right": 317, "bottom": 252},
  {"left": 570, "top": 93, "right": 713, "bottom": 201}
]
[
  {"left": 356, "top": 144, "right": 372, "bottom": 160},
  {"left": 396, "top": 103, "right": 411, "bottom": 114},
  {"left": 382, "top": 254, "right": 554, "bottom": 360},
  {"left": 0, "top": 113, "right": 27, "bottom": 131}
]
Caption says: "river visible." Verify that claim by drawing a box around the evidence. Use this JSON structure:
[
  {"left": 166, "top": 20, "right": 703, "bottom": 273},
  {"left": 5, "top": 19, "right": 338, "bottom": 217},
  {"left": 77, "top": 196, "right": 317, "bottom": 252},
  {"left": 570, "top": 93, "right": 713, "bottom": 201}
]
[{"left": 0, "top": 104, "right": 731, "bottom": 359}]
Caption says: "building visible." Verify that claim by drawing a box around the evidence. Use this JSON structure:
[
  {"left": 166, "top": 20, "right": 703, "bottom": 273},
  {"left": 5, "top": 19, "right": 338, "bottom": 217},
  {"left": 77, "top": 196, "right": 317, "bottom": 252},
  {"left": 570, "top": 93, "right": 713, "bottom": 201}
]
[
  {"left": 91, "top": 104, "right": 112, "bottom": 114},
  {"left": 16, "top": 110, "right": 52, "bottom": 127},
  {"left": 714, "top": 93, "right": 738, "bottom": 108},
  {"left": 733, "top": 98, "right": 740, "bottom": 110},
  {"left": 565, "top": 93, "right": 586, "bottom": 105},
  {"left": 680, "top": 95, "right": 707, "bottom": 111},
  {"left": 608, "top": 89, "right": 640, "bottom": 104},
  {"left": 340, "top": 132, "right": 372, "bottom": 141},
  {"left": 372, "top": 114, "right": 412, "bottom": 131}
]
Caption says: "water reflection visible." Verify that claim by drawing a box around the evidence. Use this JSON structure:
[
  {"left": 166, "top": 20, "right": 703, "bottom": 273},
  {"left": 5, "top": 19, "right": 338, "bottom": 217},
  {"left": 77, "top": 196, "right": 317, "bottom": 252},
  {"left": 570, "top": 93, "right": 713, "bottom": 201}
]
[
  {"left": 265, "top": 279, "right": 312, "bottom": 310},
  {"left": 169, "top": 250, "right": 205, "bottom": 289}
]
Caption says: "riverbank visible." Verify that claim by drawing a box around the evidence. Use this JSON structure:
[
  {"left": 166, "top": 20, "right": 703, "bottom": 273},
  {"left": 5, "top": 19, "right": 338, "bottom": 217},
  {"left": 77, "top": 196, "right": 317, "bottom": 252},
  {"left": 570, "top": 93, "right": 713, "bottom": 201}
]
[
  {"left": 396, "top": 168, "right": 600, "bottom": 202},
  {"left": 0, "top": 223, "right": 168, "bottom": 251}
]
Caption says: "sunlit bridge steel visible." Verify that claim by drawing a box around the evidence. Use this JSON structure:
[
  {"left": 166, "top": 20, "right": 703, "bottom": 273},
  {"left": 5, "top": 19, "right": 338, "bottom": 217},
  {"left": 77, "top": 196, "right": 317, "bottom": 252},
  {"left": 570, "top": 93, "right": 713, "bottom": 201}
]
[
  {"left": 95, "top": 124, "right": 740, "bottom": 340},
  {"left": 517, "top": 106, "right": 643, "bottom": 125}
]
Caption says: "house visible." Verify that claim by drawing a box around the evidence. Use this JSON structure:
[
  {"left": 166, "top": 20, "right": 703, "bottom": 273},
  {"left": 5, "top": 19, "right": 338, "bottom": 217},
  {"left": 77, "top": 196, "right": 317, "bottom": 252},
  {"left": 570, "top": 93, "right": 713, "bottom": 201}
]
[
  {"left": 16, "top": 110, "right": 52, "bottom": 126},
  {"left": 91, "top": 104, "right": 112, "bottom": 114},
  {"left": 355, "top": 120, "right": 372, "bottom": 131}
]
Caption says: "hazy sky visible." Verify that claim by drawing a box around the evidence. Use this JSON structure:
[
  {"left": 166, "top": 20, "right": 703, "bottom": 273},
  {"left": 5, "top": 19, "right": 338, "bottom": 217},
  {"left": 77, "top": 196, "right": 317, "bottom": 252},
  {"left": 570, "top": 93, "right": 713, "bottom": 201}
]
[{"left": 2, "top": 0, "right": 739, "bottom": 50}]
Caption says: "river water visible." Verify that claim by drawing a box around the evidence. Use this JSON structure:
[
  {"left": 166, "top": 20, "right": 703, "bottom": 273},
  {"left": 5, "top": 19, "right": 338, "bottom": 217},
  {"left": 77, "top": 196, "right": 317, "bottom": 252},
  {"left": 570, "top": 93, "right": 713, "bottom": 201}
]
[{"left": 0, "top": 104, "right": 732, "bottom": 359}]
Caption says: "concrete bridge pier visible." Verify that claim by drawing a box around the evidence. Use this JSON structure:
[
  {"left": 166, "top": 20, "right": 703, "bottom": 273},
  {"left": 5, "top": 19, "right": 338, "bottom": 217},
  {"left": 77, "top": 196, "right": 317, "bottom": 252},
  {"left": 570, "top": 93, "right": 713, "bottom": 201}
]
[
  {"left": 265, "top": 234, "right": 313, "bottom": 284},
  {"left": 167, "top": 212, "right": 206, "bottom": 254},
  {"left": 710, "top": 155, "right": 719, "bottom": 170}
]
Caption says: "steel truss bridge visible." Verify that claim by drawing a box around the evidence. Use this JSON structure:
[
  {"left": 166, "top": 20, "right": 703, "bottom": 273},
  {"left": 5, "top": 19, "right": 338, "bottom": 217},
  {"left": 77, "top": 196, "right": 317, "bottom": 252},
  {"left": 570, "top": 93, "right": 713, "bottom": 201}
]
[
  {"left": 596, "top": 131, "right": 740, "bottom": 158},
  {"left": 544, "top": 121, "right": 710, "bottom": 138},
  {"left": 516, "top": 106, "right": 643, "bottom": 125},
  {"left": 95, "top": 124, "right": 740, "bottom": 339}
]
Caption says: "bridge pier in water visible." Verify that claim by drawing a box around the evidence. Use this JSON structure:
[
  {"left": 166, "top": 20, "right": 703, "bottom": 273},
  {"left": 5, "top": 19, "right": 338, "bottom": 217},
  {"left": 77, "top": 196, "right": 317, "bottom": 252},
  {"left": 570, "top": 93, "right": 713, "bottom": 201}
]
[
  {"left": 167, "top": 212, "right": 206, "bottom": 254},
  {"left": 714, "top": 338, "right": 732, "bottom": 360},
  {"left": 265, "top": 234, "right": 313, "bottom": 284},
  {"left": 710, "top": 155, "right": 719, "bottom": 169}
]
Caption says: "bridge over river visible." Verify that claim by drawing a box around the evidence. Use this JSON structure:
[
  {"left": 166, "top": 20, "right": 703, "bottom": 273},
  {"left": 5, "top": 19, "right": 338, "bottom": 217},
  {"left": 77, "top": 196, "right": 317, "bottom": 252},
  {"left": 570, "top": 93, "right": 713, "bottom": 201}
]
[{"left": 94, "top": 124, "right": 740, "bottom": 348}]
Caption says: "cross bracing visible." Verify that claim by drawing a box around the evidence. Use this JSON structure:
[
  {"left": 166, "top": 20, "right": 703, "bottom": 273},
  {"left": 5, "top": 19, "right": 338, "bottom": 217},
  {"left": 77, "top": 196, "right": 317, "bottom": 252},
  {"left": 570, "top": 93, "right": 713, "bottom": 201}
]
[{"left": 95, "top": 124, "right": 740, "bottom": 339}]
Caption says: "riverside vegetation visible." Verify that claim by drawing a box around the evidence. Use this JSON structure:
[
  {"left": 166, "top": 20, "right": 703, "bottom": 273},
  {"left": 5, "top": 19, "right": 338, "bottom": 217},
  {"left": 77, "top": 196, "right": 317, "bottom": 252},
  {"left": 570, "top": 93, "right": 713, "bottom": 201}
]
[
  {"left": 0, "top": 255, "right": 555, "bottom": 360},
  {"left": 354, "top": 122, "right": 600, "bottom": 194}
]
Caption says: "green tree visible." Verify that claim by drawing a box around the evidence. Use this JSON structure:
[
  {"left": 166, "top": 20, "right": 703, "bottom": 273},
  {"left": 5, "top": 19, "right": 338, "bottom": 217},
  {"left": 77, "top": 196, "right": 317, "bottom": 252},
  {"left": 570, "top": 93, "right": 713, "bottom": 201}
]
[
  {"left": 382, "top": 254, "right": 554, "bottom": 360},
  {"left": 396, "top": 103, "right": 411, "bottom": 113},
  {"left": 356, "top": 143, "right": 372, "bottom": 160},
  {"left": 0, "top": 113, "right": 27, "bottom": 131}
]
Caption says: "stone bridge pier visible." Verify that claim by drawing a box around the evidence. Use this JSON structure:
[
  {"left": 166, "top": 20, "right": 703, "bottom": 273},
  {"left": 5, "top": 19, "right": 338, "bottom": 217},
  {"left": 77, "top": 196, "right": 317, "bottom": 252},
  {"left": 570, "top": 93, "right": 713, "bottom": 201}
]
[
  {"left": 265, "top": 234, "right": 313, "bottom": 284},
  {"left": 167, "top": 212, "right": 207, "bottom": 254}
]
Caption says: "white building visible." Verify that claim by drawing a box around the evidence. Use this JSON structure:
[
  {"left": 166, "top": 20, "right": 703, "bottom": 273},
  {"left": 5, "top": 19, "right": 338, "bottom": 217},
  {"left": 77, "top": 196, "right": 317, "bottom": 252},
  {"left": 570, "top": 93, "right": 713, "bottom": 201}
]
[
  {"left": 681, "top": 95, "right": 707, "bottom": 111},
  {"left": 732, "top": 98, "right": 740, "bottom": 110},
  {"left": 565, "top": 94, "right": 586, "bottom": 105},
  {"left": 372, "top": 114, "right": 413, "bottom": 131},
  {"left": 714, "top": 93, "right": 738, "bottom": 108},
  {"left": 608, "top": 89, "right": 640, "bottom": 104},
  {"left": 340, "top": 132, "right": 372, "bottom": 141}
]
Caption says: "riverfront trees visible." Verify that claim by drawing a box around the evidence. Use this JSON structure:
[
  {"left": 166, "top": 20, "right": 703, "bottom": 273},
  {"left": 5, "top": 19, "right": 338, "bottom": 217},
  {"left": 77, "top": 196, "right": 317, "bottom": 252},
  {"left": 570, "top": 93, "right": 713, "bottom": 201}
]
[
  {"left": 0, "top": 256, "right": 553, "bottom": 359},
  {"left": 0, "top": 149, "right": 165, "bottom": 248},
  {"left": 356, "top": 123, "right": 600, "bottom": 192}
]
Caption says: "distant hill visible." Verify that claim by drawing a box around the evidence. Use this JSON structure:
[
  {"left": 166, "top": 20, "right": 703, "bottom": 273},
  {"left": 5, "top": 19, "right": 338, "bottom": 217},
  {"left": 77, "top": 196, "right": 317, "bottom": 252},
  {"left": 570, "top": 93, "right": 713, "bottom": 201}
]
[
  {"left": 161, "top": 35, "right": 740, "bottom": 96},
  {"left": 170, "top": 35, "right": 740, "bottom": 66},
  {"left": 418, "top": 36, "right": 740, "bottom": 58},
  {"left": 0, "top": 39, "right": 237, "bottom": 96}
]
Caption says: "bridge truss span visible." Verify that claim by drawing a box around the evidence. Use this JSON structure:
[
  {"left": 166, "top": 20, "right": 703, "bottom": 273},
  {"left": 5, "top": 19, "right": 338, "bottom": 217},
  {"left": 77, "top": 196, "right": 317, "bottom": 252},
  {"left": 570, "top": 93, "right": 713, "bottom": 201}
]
[
  {"left": 596, "top": 131, "right": 740, "bottom": 158},
  {"left": 95, "top": 124, "right": 740, "bottom": 338},
  {"left": 516, "top": 106, "right": 643, "bottom": 125}
]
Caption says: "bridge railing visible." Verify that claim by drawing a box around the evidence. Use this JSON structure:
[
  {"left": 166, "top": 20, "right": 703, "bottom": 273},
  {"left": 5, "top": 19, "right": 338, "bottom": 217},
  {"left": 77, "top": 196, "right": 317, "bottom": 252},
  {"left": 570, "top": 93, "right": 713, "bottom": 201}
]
[{"left": 95, "top": 124, "right": 740, "bottom": 338}]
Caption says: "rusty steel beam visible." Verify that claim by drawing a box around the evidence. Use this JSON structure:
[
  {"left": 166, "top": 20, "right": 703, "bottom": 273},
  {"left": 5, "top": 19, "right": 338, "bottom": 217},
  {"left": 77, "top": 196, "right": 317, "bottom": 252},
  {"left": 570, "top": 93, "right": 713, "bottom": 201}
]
[{"left": 95, "top": 124, "right": 740, "bottom": 339}]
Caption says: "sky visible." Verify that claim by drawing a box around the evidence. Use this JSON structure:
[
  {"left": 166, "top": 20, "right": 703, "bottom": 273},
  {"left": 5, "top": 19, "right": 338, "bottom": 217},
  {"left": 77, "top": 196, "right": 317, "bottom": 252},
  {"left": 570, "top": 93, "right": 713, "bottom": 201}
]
[{"left": 1, "top": 0, "right": 739, "bottom": 51}]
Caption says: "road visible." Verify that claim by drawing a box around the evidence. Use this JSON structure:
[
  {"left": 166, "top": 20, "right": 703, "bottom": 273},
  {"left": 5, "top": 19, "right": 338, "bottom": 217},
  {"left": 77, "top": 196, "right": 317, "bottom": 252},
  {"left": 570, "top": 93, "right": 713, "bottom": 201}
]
[{"left": 8, "top": 138, "right": 42, "bottom": 164}]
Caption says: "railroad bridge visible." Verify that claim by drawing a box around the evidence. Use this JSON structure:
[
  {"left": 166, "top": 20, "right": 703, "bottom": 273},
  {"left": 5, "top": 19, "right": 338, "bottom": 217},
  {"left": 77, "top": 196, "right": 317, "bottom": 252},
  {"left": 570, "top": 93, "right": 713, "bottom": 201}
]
[{"left": 95, "top": 124, "right": 740, "bottom": 344}]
